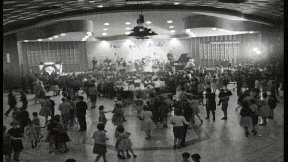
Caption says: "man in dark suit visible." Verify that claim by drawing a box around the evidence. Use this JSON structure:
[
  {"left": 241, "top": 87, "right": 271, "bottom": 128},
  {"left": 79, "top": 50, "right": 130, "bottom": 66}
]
[
  {"left": 5, "top": 89, "right": 17, "bottom": 117},
  {"left": 75, "top": 96, "right": 88, "bottom": 132}
]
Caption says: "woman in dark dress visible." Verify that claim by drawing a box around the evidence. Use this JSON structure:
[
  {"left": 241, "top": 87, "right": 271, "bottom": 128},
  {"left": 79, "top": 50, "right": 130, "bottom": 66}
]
[
  {"left": 54, "top": 115, "right": 70, "bottom": 153},
  {"left": 205, "top": 88, "right": 216, "bottom": 120},
  {"left": 7, "top": 122, "right": 24, "bottom": 162}
]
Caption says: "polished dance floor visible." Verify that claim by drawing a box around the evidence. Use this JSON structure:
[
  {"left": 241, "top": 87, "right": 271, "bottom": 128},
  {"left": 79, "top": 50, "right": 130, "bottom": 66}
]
[{"left": 2, "top": 84, "right": 284, "bottom": 162}]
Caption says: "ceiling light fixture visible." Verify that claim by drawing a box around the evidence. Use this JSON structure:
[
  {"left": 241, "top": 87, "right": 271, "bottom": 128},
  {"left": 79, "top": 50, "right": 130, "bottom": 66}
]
[
  {"left": 102, "top": 33, "right": 107, "bottom": 36},
  {"left": 24, "top": 40, "right": 29, "bottom": 42},
  {"left": 125, "top": 32, "right": 130, "bottom": 35},
  {"left": 103, "top": 28, "right": 108, "bottom": 31},
  {"left": 104, "top": 23, "right": 109, "bottom": 26},
  {"left": 125, "top": 22, "right": 131, "bottom": 25},
  {"left": 48, "top": 38, "right": 53, "bottom": 40},
  {"left": 60, "top": 33, "right": 66, "bottom": 36},
  {"left": 37, "top": 39, "right": 42, "bottom": 41},
  {"left": 212, "top": 28, "right": 217, "bottom": 30},
  {"left": 169, "top": 26, "right": 174, "bottom": 28},
  {"left": 53, "top": 35, "right": 59, "bottom": 38},
  {"left": 97, "top": 5, "right": 103, "bottom": 8},
  {"left": 174, "top": 2, "right": 180, "bottom": 5},
  {"left": 146, "top": 21, "right": 151, "bottom": 24},
  {"left": 126, "top": 27, "right": 130, "bottom": 30},
  {"left": 171, "top": 30, "right": 175, "bottom": 33},
  {"left": 167, "top": 20, "right": 173, "bottom": 23},
  {"left": 128, "top": 5, "right": 157, "bottom": 39}
]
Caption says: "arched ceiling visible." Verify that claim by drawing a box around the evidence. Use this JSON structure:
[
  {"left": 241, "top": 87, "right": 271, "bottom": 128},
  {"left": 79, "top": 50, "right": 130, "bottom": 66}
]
[{"left": 3, "top": 0, "right": 283, "bottom": 41}]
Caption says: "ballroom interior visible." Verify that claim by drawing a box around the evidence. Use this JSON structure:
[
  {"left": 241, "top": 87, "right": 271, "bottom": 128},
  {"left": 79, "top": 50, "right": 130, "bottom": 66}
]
[{"left": 3, "top": 0, "right": 284, "bottom": 162}]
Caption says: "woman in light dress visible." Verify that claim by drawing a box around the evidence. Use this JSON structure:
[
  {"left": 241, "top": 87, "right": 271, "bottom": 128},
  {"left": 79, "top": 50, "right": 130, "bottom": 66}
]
[
  {"left": 140, "top": 105, "right": 156, "bottom": 140},
  {"left": 258, "top": 92, "right": 272, "bottom": 125},
  {"left": 40, "top": 96, "right": 52, "bottom": 122}
]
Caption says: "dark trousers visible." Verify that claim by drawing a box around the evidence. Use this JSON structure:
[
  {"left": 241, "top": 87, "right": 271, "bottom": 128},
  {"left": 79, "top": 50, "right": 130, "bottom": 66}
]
[
  {"left": 206, "top": 108, "right": 215, "bottom": 119},
  {"left": 51, "top": 107, "right": 55, "bottom": 118},
  {"left": 13, "top": 151, "right": 21, "bottom": 161},
  {"left": 237, "top": 82, "right": 242, "bottom": 96},
  {"left": 5, "top": 105, "right": 15, "bottom": 116},
  {"left": 180, "top": 124, "right": 188, "bottom": 146},
  {"left": 22, "top": 102, "right": 28, "bottom": 110},
  {"left": 77, "top": 114, "right": 87, "bottom": 131}
]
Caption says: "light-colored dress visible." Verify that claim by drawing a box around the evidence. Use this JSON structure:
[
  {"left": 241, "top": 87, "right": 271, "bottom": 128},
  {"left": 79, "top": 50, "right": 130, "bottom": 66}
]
[
  {"left": 190, "top": 99, "right": 200, "bottom": 115},
  {"left": 116, "top": 131, "right": 133, "bottom": 150},
  {"left": 26, "top": 124, "right": 38, "bottom": 141},
  {"left": 40, "top": 99, "right": 52, "bottom": 116},
  {"left": 112, "top": 108, "right": 124, "bottom": 126},
  {"left": 140, "top": 111, "right": 156, "bottom": 131},
  {"left": 258, "top": 98, "right": 272, "bottom": 117}
]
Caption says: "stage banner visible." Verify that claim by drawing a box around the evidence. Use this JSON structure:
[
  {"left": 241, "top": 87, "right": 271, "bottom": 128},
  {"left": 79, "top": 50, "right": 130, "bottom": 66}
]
[
  {"left": 199, "top": 44, "right": 203, "bottom": 59},
  {"left": 211, "top": 44, "right": 215, "bottom": 59}
]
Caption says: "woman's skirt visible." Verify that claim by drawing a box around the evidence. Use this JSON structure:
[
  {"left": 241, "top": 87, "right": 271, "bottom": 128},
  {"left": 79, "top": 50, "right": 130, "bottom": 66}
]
[
  {"left": 90, "top": 95, "right": 97, "bottom": 102},
  {"left": 55, "top": 132, "right": 70, "bottom": 143},
  {"left": 116, "top": 138, "right": 132, "bottom": 150},
  {"left": 211, "top": 83, "right": 217, "bottom": 89},
  {"left": 39, "top": 107, "right": 52, "bottom": 116},
  {"left": 259, "top": 105, "right": 272, "bottom": 117},
  {"left": 39, "top": 90, "right": 46, "bottom": 99},
  {"left": 50, "top": 85, "right": 59, "bottom": 91},
  {"left": 141, "top": 118, "right": 156, "bottom": 131},
  {"left": 93, "top": 143, "right": 107, "bottom": 155},
  {"left": 239, "top": 116, "right": 252, "bottom": 127},
  {"left": 192, "top": 107, "right": 200, "bottom": 115}
]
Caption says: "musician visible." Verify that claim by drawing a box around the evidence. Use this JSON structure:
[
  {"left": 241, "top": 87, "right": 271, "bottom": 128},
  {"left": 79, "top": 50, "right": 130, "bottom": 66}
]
[
  {"left": 104, "top": 57, "right": 111, "bottom": 65},
  {"left": 92, "top": 57, "right": 98, "bottom": 71},
  {"left": 184, "top": 58, "right": 195, "bottom": 70}
]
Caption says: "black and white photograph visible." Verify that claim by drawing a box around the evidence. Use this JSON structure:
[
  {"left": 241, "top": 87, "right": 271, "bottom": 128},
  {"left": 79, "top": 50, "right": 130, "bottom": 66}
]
[{"left": 3, "top": 0, "right": 284, "bottom": 162}]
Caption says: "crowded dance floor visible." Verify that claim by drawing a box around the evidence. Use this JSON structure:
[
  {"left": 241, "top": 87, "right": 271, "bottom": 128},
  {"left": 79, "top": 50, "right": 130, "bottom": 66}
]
[{"left": 3, "top": 1, "right": 284, "bottom": 162}]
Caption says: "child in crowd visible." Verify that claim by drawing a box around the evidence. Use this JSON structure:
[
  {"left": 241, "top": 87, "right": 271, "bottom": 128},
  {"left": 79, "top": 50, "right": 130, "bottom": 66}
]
[
  {"left": 25, "top": 121, "right": 41, "bottom": 148},
  {"left": 115, "top": 126, "right": 137, "bottom": 159},
  {"left": 191, "top": 154, "right": 201, "bottom": 162},
  {"left": 182, "top": 152, "right": 191, "bottom": 162},
  {"left": 249, "top": 99, "right": 259, "bottom": 135},
  {"left": 93, "top": 123, "right": 109, "bottom": 162},
  {"left": 189, "top": 95, "right": 202, "bottom": 124},
  {"left": 217, "top": 89, "right": 226, "bottom": 106},
  {"left": 31, "top": 112, "right": 43, "bottom": 140},
  {"left": 47, "top": 96, "right": 55, "bottom": 118},
  {"left": 99, "top": 105, "right": 112, "bottom": 131}
]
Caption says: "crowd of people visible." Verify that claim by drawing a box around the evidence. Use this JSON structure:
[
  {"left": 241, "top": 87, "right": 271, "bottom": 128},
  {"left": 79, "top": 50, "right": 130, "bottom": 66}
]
[{"left": 3, "top": 60, "right": 283, "bottom": 161}]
